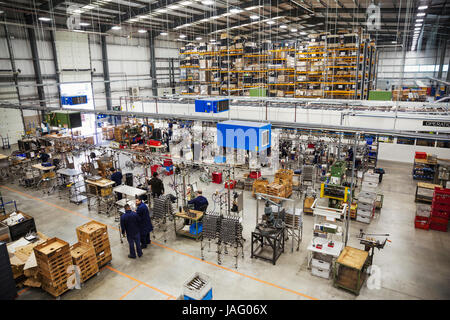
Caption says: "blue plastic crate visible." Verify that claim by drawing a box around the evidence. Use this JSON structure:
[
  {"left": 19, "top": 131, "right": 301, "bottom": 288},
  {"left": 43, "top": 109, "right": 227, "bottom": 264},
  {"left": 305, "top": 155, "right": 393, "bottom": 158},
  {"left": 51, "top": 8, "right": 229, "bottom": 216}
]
[
  {"left": 184, "top": 288, "right": 213, "bottom": 300},
  {"left": 189, "top": 222, "right": 203, "bottom": 235}
]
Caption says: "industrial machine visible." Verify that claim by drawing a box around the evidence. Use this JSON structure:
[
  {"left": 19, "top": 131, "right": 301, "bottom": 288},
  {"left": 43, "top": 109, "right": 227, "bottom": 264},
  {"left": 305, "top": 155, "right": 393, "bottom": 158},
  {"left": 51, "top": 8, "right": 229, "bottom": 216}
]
[
  {"left": 357, "top": 229, "right": 390, "bottom": 265},
  {"left": 195, "top": 98, "right": 229, "bottom": 113}
]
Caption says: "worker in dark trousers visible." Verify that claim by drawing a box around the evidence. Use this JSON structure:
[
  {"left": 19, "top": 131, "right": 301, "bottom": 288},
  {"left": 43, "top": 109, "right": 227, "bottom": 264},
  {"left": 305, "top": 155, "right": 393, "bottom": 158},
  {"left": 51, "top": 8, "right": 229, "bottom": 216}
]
[
  {"left": 110, "top": 167, "right": 123, "bottom": 200},
  {"left": 136, "top": 198, "right": 153, "bottom": 248},
  {"left": 120, "top": 204, "right": 142, "bottom": 259},
  {"left": 148, "top": 171, "right": 164, "bottom": 198}
]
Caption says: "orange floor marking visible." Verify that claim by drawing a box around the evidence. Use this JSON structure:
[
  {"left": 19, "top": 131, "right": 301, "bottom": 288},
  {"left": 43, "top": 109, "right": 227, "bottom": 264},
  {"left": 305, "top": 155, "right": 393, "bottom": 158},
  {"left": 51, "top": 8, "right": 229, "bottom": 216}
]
[
  {"left": 1, "top": 185, "right": 318, "bottom": 300},
  {"left": 119, "top": 284, "right": 141, "bottom": 300}
]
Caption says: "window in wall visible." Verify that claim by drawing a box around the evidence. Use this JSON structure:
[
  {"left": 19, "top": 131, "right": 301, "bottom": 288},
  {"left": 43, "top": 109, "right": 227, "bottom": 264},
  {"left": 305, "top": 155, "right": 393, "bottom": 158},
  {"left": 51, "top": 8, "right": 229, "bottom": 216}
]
[
  {"left": 404, "top": 64, "right": 448, "bottom": 72},
  {"left": 436, "top": 140, "right": 450, "bottom": 148},
  {"left": 416, "top": 139, "right": 435, "bottom": 147},
  {"left": 397, "top": 137, "right": 415, "bottom": 145},
  {"left": 379, "top": 135, "right": 394, "bottom": 143}
]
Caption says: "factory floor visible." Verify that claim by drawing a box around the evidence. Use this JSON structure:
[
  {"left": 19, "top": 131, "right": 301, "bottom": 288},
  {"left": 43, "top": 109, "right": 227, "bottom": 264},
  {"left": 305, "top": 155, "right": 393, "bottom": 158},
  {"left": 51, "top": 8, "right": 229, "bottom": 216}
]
[{"left": 2, "top": 159, "right": 450, "bottom": 300}]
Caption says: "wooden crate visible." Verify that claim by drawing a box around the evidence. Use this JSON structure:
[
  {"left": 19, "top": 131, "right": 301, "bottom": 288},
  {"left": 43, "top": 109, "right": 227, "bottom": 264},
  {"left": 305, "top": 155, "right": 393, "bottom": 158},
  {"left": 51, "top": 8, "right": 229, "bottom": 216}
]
[
  {"left": 76, "top": 221, "right": 109, "bottom": 246},
  {"left": 34, "top": 238, "right": 73, "bottom": 287},
  {"left": 41, "top": 281, "right": 70, "bottom": 298},
  {"left": 96, "top": 246, "right": 112, "bottom": 268},
  {"left": 70, "top": 242, "right": 99, "bottom": 283},
  {"left": 266, "top": 183, "right": 285, "bottom": 203},
  {"left": 252, "top": 179, "right": 269, "bottom": 196}
]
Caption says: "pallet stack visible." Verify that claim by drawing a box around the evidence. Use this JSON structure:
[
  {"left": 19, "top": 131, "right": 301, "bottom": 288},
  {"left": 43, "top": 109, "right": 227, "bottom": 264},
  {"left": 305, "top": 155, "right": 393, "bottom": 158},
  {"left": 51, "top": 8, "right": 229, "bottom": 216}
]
[
  {"left": 252, "top": 179, "right": 269, "bottom": 197},
  {"left": 34, "top": 238, "right": 74, "bottom": 297},
  {"left": 275, "top": 169, "right": 294, "bottom": 198},
  {"left": 266, "top": 183, "right": 285, "bottom": 203},
  {"left": 76, "top": 221, "right": 112, "bottom": 268},
  {"left": 429, "top": 187, "right": 450, "bottom": 232},
  {"left": 70, "top": 242, "right": 99, "bottom": 283}
]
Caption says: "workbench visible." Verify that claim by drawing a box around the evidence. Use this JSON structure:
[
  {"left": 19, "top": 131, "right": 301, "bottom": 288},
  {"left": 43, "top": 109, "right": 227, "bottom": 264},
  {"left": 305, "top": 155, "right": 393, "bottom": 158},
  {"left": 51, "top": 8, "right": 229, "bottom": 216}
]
[
  {"left": 307, "top": 237, "right": 344, "bottom": 279},
  {"left": 250, "top": 227, "right": 285, "bottom": 265},
  {"left": 334, "top": 246, "right": 369, "bottom": 295},
  {"left": 415, "top": 182, "right": 441, "bottom": 203},
  {"left": 85, "top": 177, "right": 116, "bottom": 215},
  {"left": 174, "top": 209, "right": 204, "bottom": 240},
  {"left": 56, "top": 168, "right": 85, "bottom": 204}
]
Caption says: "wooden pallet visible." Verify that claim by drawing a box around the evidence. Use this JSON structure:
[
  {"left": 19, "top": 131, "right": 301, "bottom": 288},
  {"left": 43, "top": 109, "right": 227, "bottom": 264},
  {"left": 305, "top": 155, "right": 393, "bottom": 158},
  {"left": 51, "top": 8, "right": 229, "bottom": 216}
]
[
  {"left": 76, "top": 220, "right": 110, "bottom": 252},
  {"left": 96, "top": 247, "right": 112, "bottom": 268},
  {"left": 70, "top": 242, "right": 99, "bottom": 283},
  {"left": 41, "top": 281, "right": 70, "bottom": 298}
]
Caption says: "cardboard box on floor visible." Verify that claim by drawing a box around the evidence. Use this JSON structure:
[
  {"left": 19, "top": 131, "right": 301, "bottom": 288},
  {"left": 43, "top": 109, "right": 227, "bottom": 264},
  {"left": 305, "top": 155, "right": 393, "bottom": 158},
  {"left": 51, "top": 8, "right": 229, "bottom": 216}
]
[{"left": 7, "top": 232, "right": 49, "bottom": 288}]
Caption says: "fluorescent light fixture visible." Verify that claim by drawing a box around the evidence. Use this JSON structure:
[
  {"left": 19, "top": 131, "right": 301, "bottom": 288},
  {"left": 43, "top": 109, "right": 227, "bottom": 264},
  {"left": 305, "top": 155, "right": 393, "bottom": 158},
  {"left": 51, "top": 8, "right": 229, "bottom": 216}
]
[
  {"left": 160, "top": 32, "right": 168, "bottom": 36},
  {"left": 156, "top": 8, "right": 167, "bottom": 13},
  {"left": 414, "top": 27, "right": 421, "bottom": 30},
  {"left": 82, "top": 5, "right": 95, "bottom": 9},
  {"left": 0, "top": 10, "right": 4, "bottom": 14},
  {"left": 230, "top": 8, "right": 242, "bottom": 14},
  {"left": 196, "top": 37, "right": 202, "bottom": 40},
  {"left": 138, "top": 29, "right": 147, "bottom": 33},
  {"left": 416, "top": 19, "right": 423, "bottom": 22},
  {"left": 79, "top": 22, "right": 90, "bottom": 26},
  {"left": 250, "top": 15, "right": 259, "bottom": 20},
  {"left": 179, "top": 34, "right": 186, "bottom": 38},
  {"left": 180, "top": 1, "right": 192, "bottom": 5},
  {"left": 267, "top": 20, "right": 275, "bottom": 25},
  {"left": 202, "top": 0, "right": 214, "bottom": 5},
  {"left": 111, "top": 26, "right": 121, "bottom": 30},
  {"left": 418, "top": 5, "right": 428, "bottom": 10},
  {"left": 280, "top": 25, "right": 287, "bottom": 29},
  {"left": 391, "top": 41, "right": 396, "bottom": 43},
  {"left": 38, "top": 17, "right": 52, "bottom": 21},
  {"left": 290, "top": 28, "right": 298, "bottom": 32},
  {"left": 210, "top": 39, "right": 216, "bottom": 42},
  {"left": 417, "top": 12, "right": 426, "bottom": 16},
  {"left": 415, "top": 23, "right": 422, "bottom": 26},
  {"left": 74, "top": 30, "right": 85, "bottom": 33},
  {"left": 300, "top": 31, "right": 307, "bottom": 35},
  {"left": 168, "top": 5, "right": 180, "bottom": 9}
]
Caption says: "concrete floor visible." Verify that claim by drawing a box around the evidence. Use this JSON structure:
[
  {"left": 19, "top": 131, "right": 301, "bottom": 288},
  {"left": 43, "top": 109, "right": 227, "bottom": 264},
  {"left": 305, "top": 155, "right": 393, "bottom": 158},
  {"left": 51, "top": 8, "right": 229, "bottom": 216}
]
[{"left": 2, "top": 159, "right": 450, "bottom": 300}]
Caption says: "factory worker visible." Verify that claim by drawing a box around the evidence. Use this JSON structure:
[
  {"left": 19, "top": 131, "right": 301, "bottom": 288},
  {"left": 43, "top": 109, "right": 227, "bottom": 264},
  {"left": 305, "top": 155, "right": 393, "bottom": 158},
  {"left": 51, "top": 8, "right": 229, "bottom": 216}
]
[
  {"left": 110, "top": 167, "right": 123, "bottom": 200},
  {"left": 148, "top": 171, "right": 164, "bottom": 198},
  {"left": 188, "top": 190, "right": 209, "bottom": 212},
  {"left": 135, "top": 198, "right": 153, "bottom": 249},
  {"left": 120, "top": 204, "right": 142, "bottom": 259}
]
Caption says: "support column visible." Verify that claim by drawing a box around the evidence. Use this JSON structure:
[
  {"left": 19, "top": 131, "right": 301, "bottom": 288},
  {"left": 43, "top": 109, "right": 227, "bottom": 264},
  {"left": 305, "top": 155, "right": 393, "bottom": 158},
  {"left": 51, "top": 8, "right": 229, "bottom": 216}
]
[
  {"left": 101, "top": 35, "right": 112, "bottom": 110},
  {"left": 149, "top": 32, "right": 158, "bottom": 97},
  {"left": 49, "top": 30, "right": 62, "bottom": 108},
  {"left": 4, "top": 24, "right": 26, "bottom": 131},
  {"left": 360, "top": 40, "right": 368, "bottom": 100},
  {"left": 25, "top": 15, "right": 46, "bottom": 110}
]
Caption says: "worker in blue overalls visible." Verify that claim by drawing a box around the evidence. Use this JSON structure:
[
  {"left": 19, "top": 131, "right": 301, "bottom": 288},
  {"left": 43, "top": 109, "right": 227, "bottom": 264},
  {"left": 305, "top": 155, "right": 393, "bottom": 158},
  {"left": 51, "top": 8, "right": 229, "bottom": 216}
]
[
  {"left": 120, "top": 204, "right": 142, "bottom": 259},
  {"left": 188, "top": 190, "right": 209, "bottom": 212},
  {"left": 135, "top": 198, "right": 153, "bottom": 249},
  {"left": 110, "top": 167, "right": 123, "bottom": 200}
]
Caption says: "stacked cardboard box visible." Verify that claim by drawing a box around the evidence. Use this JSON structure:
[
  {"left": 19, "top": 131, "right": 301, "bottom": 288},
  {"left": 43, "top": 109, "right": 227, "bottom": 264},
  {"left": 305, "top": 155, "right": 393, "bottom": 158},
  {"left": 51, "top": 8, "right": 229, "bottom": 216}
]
[{"left": 76, "top": 221, "right": 112, "bottom": 268}]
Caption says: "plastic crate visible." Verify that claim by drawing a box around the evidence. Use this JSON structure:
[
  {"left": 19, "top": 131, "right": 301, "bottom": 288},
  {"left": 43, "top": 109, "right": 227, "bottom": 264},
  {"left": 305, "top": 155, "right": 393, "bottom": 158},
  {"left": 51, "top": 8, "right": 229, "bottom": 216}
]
[
  {"left": 414, "top": 216, "right": 430, "bottom": 230},
  {"left": 430, "top": 222, "right": 448, "bottom": 232},
  {"left": 431, "top": 201, "right": 450, "bottom": 212},
  {"left": 430, "top": 207, "right": 450, "bottom": 220},
  {"left": 182, "top": 272, "right": 212, "bottom": 300},
  {"left": 0, "top": 211, "right": 36, "bottom": 241},
  {"left": 430, "top": 216, "right": 449, "bottom": 225},
  {"left": 415, "top": 152, "right": 427, "bottom": 160}
]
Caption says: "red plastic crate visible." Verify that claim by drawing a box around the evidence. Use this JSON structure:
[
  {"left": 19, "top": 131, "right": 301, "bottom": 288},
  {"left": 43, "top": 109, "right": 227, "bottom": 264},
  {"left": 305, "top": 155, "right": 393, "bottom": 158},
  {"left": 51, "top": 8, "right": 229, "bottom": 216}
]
[
  {"left": 414, "top": 216, "right": 430, "bottom": 230},
  {"left": 249, "top": 171, "right": 261, "bottom": 179},
  {"left": 430, "top": 216, "right": 449, "bottom": 225},
  {"left": 415, "top": 152, "right": 427, "bottom": 160},
  {"left": 430, "top": 222, "right": 448, "bottom": 232},
  {"left": 212, "top": 172, "right": 222, "bottom": 184},
  {"left": 148, "top": 140, "right": 162, "bottom": 146},
  {"left": 431, "top": 208, "right": 450, "bottom": 219},
  {"left": 431, "top": 201, "right": 450, "bottom": 212},
  {"left": 151, "top": 164, "right": 161, "bottom": 175},
  {"left": 433, "top": 187, "right": 450, "bottom": 205},
  {"left": 225, "top": 180, "right": 236, "bottom": 189}
]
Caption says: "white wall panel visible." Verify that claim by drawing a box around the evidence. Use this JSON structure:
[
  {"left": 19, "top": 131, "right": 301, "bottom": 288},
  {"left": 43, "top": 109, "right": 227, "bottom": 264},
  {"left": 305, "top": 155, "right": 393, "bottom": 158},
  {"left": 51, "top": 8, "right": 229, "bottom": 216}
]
[{"left": 55, "top": 31, "right": 90, "bottom": 71}]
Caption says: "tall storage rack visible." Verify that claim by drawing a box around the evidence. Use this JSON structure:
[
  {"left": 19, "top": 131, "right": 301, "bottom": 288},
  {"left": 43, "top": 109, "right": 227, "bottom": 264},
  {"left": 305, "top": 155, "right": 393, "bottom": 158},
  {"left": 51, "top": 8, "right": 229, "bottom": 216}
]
[{"left": 180, "top": 31, "right": 377, "bottom": 100}]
